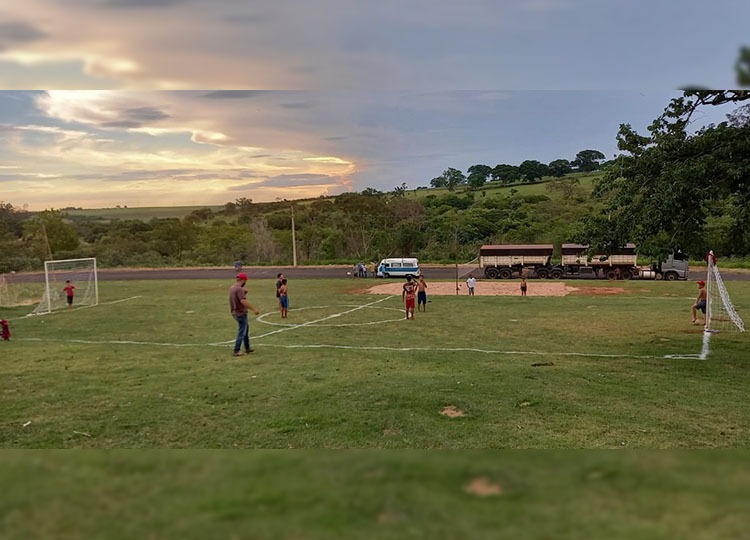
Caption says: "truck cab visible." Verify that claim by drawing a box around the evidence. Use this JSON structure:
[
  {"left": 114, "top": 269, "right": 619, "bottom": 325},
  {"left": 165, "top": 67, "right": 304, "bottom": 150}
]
[{"left": 650, "top": 252, "right": 689, "bottom": 281}]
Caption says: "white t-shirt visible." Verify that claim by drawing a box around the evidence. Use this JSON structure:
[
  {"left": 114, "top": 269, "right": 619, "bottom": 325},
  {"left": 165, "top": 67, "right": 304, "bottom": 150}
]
[{"left": 466, "top": 277, "right": 476, "bottom": 288}]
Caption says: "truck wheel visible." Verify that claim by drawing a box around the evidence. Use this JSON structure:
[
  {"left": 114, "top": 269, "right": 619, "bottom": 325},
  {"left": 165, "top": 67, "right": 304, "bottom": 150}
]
[
  {"left": 485, "top": 268, "right": 499, "bottom": 279},
  {"left": 498, "top": 268, "right": 513, "bottom": 279},
  {"left": 605, "top": 269, "right": 618, "bottom": 280},
  {"left": 620, "top": 269, "right": 633, "bottom": 280},
  {"left": 664, "top": 271, "right": 678, "bottom": 281},
  {"left": 549, "top": 269, "right": 563, "bottom": 280},
  {"left": 536, "top": 268, "right": 549, "bottom": 279}
]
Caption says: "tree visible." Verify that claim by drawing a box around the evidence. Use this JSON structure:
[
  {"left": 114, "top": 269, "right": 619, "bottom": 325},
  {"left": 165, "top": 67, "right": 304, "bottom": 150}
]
[
  {"left": 491, "top": 164, "right": 520, "bottom": 184},
  {"left": 430, "top": 176, "right": 447, "bottom": 188},
  {"left": 434, "top": 168, "right": 466, "bottom": 192},
  {"left": 24, "top": 210, "right": 79, "bottom": 257},
  {"left": 548, "top": 159, "right": 572, "bottom": 178},
  {"left": 518, "top": 160, "right": 548, "bottom": 182},
  {"left": 578, "top": 90, "right": 750, "bottom": 258},
  {"left": 391, "top": 182, "right": 408, "bottom": 197},
  {"left": 736, "top": 46, "right": 750, "bottom": 86},
  {"left": 466, "top": 164, "right": 492, "bottom": 189},
  {"left": 572, "top": 150, "right": 606, "bottom": 172}
]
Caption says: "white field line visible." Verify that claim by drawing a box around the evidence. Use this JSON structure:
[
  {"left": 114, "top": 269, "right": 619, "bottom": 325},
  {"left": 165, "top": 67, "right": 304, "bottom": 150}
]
[
  {"left": 7, "top": 296, "right": 143, "bottom": 322},
  {"left": 14, "top": 337, "right": 697, "bottom": 360}
]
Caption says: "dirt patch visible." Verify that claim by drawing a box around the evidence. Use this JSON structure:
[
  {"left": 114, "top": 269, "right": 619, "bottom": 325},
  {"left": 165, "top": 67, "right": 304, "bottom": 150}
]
[
  {"left": 567, "top": 286, "right": 627, "bottom": 296},
  {"left": 464, "top": 477, "right": 504, "bottom": 497},
  {"left": 365, "top": 280, "right": 632, "bottom": 297},
  {"left": 440, "top": 405, "right": 466, "bottom": 418}
]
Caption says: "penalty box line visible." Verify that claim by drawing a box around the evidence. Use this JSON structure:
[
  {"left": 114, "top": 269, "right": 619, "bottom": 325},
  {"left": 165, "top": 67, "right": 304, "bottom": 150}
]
[
  {"left": 7, "top": 296, "right": 144, "bottom": 322},
  {"left": 251, "top": 295, "right": 396, "bottom": 341}
]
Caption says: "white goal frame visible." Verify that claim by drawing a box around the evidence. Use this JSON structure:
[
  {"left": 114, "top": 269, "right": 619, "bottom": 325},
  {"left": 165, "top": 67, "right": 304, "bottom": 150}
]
[
  {"left": 33, "top": 257, "right": 99, "bottom": 315},
  {"left": 705, "top": 251, "right": 744, "bottom": 333}
]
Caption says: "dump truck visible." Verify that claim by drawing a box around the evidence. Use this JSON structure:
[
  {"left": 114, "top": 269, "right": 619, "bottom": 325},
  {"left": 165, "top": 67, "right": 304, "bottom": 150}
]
[
  {"left": 479, "top": 244, "right": 554, "bottom": 279},
  {"left": 479, "top": 243, "right": 689, "bottom": 280}
]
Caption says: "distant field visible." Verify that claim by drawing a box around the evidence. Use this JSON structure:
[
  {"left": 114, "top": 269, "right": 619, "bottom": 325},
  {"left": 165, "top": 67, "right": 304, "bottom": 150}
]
[
  {"left": 65, "top": 205, "right": 224, "bottom": 220},
  {"left": 406, "top": 173, "right": 600, "bottom": 200},
  {"left": 2, "top": 277, "right": 748, "bottom": 449}
]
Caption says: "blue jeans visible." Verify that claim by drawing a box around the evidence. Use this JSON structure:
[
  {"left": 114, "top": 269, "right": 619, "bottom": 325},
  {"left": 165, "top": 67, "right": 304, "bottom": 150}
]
[{"left": 233, "top": 313, "right": 250, "bottom": 353}]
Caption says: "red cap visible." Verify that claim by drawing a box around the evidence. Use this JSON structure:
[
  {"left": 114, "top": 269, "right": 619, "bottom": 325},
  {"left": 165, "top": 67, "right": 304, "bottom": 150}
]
[
  {"left": 236, "top": 273, "right": 248, "bottom": 280},
  {"left": 698, "top": 280, "right": 705, "bottom": 286}
]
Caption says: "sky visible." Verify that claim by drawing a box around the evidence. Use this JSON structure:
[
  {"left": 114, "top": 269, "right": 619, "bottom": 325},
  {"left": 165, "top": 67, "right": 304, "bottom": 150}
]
[{"left": 0, "top": 0, "right": 747, "bottom": 210}]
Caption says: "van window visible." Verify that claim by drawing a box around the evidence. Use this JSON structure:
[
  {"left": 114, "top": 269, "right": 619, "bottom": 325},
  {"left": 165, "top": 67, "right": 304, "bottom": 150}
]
[{"left": 392, "top": 263, "right": 402, "bottom": 268}]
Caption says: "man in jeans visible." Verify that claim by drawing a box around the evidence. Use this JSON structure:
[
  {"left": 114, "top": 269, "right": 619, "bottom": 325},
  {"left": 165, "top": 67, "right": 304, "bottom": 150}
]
[{"left": 229, "top": 272, "right": 260, "bottom": 356}]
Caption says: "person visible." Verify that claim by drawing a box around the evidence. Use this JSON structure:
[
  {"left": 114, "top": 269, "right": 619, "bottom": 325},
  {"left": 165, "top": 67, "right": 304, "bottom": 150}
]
[
  {"left": 402, "top": 275, "right": 418, "bottom": 320},
  {"left": 1, "top": 319, "right": 10, "bottom": 341},
  {"left": 229, "top": 272, "right": 260, "bottom": 356},
  {"left": 466, "top": 275, "right": 476, "bottom": 296},
  {"left": 278, "top": 278, "right": 289, "bottom": 318},
  {"left": 234, "top": 260, "right": 242, "bottom": 272},
  {"left": 692, "top": 280, "right": 707, "bottom": 325},
  {"left": 63, "top": 280, "right": 75, "bottom": 308},
  {"left": 275, "top": 273, "right": 284, "bottom": 306},
  {"left": 417, "top": 275, "right": 428, "bottom": 312},
  {"left": 520, "top": 276, "right": 527, "bottom": 297}
]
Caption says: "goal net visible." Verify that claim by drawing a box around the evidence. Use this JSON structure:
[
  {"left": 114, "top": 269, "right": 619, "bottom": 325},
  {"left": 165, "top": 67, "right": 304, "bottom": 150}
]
[
  {"left": 30, "top": 258, "right": 99, "bottom": 315},
  {"left": 705, "top": 251, "right": 745, "bottom": 333}
]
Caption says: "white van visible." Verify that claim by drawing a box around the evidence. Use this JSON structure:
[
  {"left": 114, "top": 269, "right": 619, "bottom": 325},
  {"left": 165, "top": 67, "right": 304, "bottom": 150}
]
[{"left": 376, "top": 258, "right": 421, "bottom": 278}]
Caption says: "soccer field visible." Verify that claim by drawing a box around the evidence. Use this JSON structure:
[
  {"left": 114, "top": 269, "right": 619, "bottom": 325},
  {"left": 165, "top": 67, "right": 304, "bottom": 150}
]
[{"left": 2, "top": 277, "right": 749, "bottom": 449}]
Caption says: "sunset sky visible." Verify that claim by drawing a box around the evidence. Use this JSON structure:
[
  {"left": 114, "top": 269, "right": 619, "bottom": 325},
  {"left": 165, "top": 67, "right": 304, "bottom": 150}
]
[{"left": 0, "top": 0, "right": 746, "bottom": 210}]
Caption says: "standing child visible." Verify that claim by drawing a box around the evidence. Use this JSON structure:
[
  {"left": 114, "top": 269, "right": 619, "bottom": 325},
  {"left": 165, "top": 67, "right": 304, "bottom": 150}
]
[
  {"left": 520, "top": 276, "right": 527, "bottom": 297},
  {"left": 417, "top": 275, "right": 428, "bottom": 312},
  {"left": 63, "top": 280, "right": 75, "bottom": 308},
  {"left": 279, "top": 278, "right": 289, "bottom": 318},
  {"left": 692, "top": 280, "right": 707, "bottom": 325},
  {"left": 402, "top": 276, "right": 417, "bottom": 320},
  {"left": 466, "top": 275, "right": 476, "bottom": 296},
  {"left": 1, "top": 319, "right": 10, "bottom": 341}
]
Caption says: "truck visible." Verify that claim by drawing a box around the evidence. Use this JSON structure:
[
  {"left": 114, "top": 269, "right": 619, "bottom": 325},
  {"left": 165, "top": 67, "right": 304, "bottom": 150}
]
[
  {"left": 479, "top": 243, "right": 689, "bottom": 280},
  {"left": 479, "top": 244, "right": 554, "bottom": 279}
]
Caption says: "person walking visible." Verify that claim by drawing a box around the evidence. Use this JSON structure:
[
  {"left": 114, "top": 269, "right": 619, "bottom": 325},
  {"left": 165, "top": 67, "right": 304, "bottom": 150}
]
[
  {"left": 229, "top": 272, "right": 260, "bottom": 356},
  {"left": 466, "top": 275, "right": 476, "bottom": 296},
  {"left": 417, "top": 275, "right": 428, "bottom": 312},
  {"left": 63, "top": 280, "right": 75, "bottom": 308}
]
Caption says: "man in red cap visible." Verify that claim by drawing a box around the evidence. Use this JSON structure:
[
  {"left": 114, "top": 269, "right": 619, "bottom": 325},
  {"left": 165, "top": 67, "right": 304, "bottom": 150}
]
[
  {"left": 229, "top": 272, "right": 260, "bottom": 356},
  {"left": 692, "top": 280, "right": 707, "bottom": 325}
]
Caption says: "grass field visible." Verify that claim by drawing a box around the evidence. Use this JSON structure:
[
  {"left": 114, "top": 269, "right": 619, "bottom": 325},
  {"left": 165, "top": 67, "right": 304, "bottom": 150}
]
[
  {"left": 2, "top": 277, "right": 748, "bottom": 449},
  {"left": 2, "top": 277, "right": 750, "bottom": 538},
  {"left": 1, "top": 450, "right": 749, "bottom": 540}
]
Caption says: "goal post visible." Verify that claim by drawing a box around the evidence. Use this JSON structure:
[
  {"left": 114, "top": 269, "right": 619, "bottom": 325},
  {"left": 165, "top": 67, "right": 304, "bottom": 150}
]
[
  {"left": 705, "top": 251, "right": 745, "bottom": 333},
  {"left": 30, "top": 257, "right": 99, "bottom": 315}
]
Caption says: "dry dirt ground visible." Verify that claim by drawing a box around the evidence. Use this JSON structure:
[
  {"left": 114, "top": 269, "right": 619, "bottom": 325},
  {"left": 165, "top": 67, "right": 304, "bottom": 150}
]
[{"left": 365, "top": 281, "right": 627, "bottom": 297}]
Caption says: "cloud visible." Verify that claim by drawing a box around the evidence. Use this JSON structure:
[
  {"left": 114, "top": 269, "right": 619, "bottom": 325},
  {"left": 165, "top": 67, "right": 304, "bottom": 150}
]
[
  {"left": 200, "top": 91, "right": 270, "bottom": 100},
  {"left": 0, "top": 21, "right": 48, "bottom": 51},
  {"left": 0, "top": 1, "right": 746, "bottom": 89}
]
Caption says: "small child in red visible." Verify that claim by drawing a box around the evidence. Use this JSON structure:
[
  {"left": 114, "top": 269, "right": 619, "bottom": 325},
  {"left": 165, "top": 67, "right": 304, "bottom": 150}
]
[{"left": 1, "top": 319, "right": 10, "bottom": 341}]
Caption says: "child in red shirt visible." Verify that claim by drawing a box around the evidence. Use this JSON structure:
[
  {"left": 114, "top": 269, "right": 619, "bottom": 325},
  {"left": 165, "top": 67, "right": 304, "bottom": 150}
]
[{"left": 63, "top": 280, "right": 75, "bottom": 308}]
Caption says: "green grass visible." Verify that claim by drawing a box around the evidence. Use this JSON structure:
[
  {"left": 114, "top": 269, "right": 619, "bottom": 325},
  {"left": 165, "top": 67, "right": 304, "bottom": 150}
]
[
  {"left": 2, "top": 278, "right": 749, "bottom": 449},
  {"left": 1, "top": 450, "right": 748, "bottom": 540}
]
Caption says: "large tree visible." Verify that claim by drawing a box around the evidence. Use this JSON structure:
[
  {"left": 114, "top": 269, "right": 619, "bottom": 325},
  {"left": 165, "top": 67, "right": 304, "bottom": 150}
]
[
  {"left": 548, "top": 159, "right": 572, "bottom": 178},
  {"left": 579, "top": 90, "right": 750, "bottom": 258},
  {"left": 518, "top": 160, "right": 549, "bottom": 182},
  {"left": 491, "top": 164, "right": 521, "bottom": 184},
  {"left": 572, "top": 149, "right": 606, "bottom": 172},
  {"left": 466, "top": 164, "right": 492, "bottom": 189}
]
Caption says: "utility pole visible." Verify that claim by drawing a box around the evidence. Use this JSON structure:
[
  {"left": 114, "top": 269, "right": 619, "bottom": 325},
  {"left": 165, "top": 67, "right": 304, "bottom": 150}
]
[{"left": 291, "top": 204, "right": 297, "bottom": 267}]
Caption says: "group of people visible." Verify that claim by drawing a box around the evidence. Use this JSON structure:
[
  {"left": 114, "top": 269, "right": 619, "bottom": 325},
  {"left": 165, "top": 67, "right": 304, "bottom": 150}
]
[{"left": 401, "top": 275, "right": 428, "bottom": 320}]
